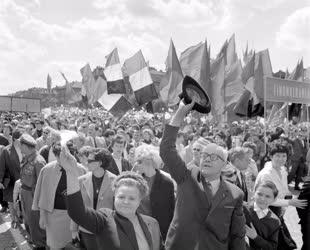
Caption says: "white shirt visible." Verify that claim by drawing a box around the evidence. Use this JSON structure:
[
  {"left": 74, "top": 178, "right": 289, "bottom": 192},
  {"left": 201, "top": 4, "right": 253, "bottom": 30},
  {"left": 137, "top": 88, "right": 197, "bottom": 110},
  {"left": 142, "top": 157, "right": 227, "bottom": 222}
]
[
  {"left": 253, "top": 202, "right": 269, "bottom": 219},
  {"left": 113, "top": 156, "right": 122, "bottom": 174},
  {"left": 255, "top": 161, "right": 290, "bottom": 207},
  {"left": 198, "top": 178, "right": 221, "bottom": 196}
]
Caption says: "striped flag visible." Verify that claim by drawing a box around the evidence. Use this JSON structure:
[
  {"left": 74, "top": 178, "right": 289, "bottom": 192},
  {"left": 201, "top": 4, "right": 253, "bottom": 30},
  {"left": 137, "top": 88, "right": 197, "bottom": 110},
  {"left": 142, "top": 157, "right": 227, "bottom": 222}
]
[
  {"left": 104, "top": 48, "right": 126, "bottom": 94},
  {"left": 159, "top": 39, "right": 183, "bottom": 106},
  {"left": 123, "top": 50, "right": 158, "bottom": 106}
]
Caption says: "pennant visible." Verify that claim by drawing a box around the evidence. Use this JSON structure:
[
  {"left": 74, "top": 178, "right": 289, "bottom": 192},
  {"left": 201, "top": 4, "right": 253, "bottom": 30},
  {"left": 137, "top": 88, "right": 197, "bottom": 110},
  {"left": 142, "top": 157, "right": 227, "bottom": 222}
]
[
  {"left": 179, "top": 41, "right": 210, "bottom": 92},
  {"left": 104, "top": 48, "right": 126, "bottom": 94},
  {"left": 255, "top": 49, "right": 273, "bottom": 77},
  {"left": 159, "top": 39, "right": 183, "bottom": 106},
  {"left": 123, "top": 50, "right": 157, "bottom": 105}
]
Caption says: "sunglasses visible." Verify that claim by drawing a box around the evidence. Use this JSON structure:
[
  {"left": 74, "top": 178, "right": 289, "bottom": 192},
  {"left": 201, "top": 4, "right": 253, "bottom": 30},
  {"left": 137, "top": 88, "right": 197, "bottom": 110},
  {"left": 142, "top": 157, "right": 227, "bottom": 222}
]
[{"left": 201, "top": 153, "right": 226, "bottom": 162}]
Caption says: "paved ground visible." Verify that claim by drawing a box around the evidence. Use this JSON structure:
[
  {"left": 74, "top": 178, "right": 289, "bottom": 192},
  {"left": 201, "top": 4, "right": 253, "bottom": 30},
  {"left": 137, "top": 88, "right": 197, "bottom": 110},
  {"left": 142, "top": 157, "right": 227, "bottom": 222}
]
[{"left": 0, "top": 186, "right": 304, "bottom": 249}]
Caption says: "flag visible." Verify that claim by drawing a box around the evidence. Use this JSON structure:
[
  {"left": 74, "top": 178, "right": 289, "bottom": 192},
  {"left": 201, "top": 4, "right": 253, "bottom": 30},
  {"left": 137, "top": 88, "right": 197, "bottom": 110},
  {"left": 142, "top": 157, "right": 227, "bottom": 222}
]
[
  {"left": 267, "top": 105, "right": 279, "bottom": 124},
  {"left": 288, "top": 59, "right": 304, "bottom": 120},
  {"left": 47, "top": 74, "right": 52, "bottom": 93},
  {"left": 233, "top": 89, "right": 251, "bottom": 117},
  {"left": 209, "top": 55, "right": 225, "bottom": 117},
  {"left": 159, "top": 39, "right": 183, "bottom": 106},
  {"left": 80, "top": 64, "right": 96, "bottom": 103},
  {"left": 226, "top": 34, "right": 238, "bottom": 69},
  {"left": 104, "top": 48, "right": 126, "bottom": 94},
  {"left": 60, "top": 72, "right": 82, "bottom": 104},
  {"left": 255, "top": 49, "right": 273, "bottom": 77},
  {"left": 224, "top": 59, "right": 244, "bottom": 107},
  {"left": 179, "top": 41, "right": 210, "bottom": 92},
  {"left": 122, "top": 50, "right": 157, "bottom": 106},
  {"left": 217, "top": 39, "right": 228, "bottom": 64},
  {"left": 254, "top": 53, "right": 264, "bottom": 102},
  {"left": 88, "top": 76, "right": 107, "bottom": 105},
  {"left": 241, "top": 52, "right": 255, "bottom": 84}
]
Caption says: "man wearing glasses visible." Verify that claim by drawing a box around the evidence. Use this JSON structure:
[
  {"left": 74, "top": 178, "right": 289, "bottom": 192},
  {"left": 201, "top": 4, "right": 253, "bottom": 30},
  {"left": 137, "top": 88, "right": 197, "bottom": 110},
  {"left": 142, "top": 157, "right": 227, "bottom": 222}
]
[{"left": 160, "top": 101, "right": 246, "bottom": 250}]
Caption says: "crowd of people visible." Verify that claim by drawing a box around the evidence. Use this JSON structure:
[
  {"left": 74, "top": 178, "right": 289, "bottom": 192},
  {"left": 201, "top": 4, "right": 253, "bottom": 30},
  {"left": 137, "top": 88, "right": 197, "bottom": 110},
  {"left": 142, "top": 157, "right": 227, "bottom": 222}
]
[{"left": 0, "top": 102, "right": 309, "bottom": 250}]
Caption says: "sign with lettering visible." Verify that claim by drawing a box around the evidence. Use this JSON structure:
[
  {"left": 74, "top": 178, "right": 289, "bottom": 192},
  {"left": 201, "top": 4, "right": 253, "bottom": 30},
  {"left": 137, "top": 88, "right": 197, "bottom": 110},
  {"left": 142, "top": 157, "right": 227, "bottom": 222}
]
[{"left": 264, "top": 77, "right": 310, "bottom": 104}]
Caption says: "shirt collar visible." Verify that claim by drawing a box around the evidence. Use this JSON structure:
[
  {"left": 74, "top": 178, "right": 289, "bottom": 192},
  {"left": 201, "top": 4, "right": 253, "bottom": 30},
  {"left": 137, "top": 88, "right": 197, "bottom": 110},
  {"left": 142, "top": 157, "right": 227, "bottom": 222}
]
[{"left": 253, "top": 202, "right": 269, "bottom": 219}]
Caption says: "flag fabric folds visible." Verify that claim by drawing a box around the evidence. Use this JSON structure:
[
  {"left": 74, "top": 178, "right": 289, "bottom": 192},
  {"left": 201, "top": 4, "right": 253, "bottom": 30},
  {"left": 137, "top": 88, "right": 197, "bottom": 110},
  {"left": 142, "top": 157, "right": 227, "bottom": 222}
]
[
  {"left": 123, "top": 50, "right": 157, "bottom": 106},
  {"left": 179, "top": 41, "right": 210, "bottom": 92},
  {"left": 60, "top": 72, "right": 82, "bottom": 104},
  {"left": 159, "top": 39, "right": 183, "bottom": 106},
  {"left": 104, "top": 48, "right": 126, "bottom": 94}
]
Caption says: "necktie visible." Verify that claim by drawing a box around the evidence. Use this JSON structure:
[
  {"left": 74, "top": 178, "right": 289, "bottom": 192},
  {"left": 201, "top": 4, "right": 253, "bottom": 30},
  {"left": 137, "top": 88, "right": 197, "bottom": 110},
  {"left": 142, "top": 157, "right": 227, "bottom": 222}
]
[{"left": 201, "top": 178, "right": 213, "bottom": 198}]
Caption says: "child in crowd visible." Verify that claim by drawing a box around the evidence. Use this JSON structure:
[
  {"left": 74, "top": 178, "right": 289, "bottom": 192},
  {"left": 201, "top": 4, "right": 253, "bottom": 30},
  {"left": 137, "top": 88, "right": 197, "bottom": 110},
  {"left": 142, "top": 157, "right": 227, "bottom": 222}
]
[{"left": 243, "top": 180, "right": 281, "bottom": 250}]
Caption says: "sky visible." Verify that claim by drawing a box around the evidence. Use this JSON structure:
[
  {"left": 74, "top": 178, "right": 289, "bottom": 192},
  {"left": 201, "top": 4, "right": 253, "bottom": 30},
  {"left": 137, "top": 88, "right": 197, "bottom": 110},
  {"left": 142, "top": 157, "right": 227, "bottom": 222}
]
[{"left": 0, "top": 0, "right": 309, "bottom": 94}]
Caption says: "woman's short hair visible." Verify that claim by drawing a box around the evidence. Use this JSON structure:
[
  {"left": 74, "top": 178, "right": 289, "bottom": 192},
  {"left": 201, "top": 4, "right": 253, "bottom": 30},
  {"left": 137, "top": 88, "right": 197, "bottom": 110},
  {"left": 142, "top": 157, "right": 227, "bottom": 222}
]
[
  {"left": 134, "top": 144, "right": 162, "bottom": 169},
  {"left": 242, "top": 141, "right": 257, "bottom": 155},
  {"left": 269, "top": 143, "right": 288, "bottom": 157},
  {"left": 111, "top": 134, "right": 126, "bottom": 147},
  {"left": 254, "top": 180, "right": 278, "bottom": 198},
  {"left": 112, "top": 171, "right": 149, "bottom": 199}
]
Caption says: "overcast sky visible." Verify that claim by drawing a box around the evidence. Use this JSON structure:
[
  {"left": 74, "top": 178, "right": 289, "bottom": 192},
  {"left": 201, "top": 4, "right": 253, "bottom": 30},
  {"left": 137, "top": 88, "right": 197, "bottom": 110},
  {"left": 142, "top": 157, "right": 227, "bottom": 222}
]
[{"left": 0, "top": 0, "right": 309, "bottom": 94}]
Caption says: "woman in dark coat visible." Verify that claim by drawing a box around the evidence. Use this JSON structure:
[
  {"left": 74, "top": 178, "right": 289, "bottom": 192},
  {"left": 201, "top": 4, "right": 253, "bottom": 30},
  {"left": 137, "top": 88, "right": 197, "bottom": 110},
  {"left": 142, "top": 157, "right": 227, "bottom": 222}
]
[{"left": 60, "top": 146, "right": 165, "bottom": 250}]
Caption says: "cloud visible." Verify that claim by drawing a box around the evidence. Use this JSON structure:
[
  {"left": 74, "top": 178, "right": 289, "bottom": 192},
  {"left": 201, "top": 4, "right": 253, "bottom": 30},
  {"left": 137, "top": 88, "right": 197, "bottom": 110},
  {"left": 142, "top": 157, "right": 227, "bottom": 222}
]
[{"left": 276, "top": 6, "right": 310, "bottom": 51}]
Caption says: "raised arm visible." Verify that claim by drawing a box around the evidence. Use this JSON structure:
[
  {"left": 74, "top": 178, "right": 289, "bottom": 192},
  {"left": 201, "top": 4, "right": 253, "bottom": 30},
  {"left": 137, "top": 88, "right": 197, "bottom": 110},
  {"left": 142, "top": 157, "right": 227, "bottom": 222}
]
[
  {"left": 159, "top": 101, "right": 194, "bottom": 184},
  {"left": 60, "top": 146, "right": 107, "bottom": 234}
]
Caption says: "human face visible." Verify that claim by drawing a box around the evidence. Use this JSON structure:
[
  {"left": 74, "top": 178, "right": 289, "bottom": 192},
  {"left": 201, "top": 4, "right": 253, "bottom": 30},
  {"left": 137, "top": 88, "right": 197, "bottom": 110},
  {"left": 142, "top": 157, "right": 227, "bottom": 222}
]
[
  {"left": 133, "top": 156, "right": 155, "bottom": 177},
  {"left": 86, "top": 156, "right": 101, "bottom": 172},
  {"left": 254, "top": 186, "right": 275, "bottom": 210},
  {"left": 42, "top": 130, "right": 49, "bottom": 140},
  {"left": 114, "top": 185, "right": 141, "bottom": 218},
  {"left": 222, "top": 170, "right": 237, "bottom": 184},
  {"left": 235, "top": 154, "right": 250, "bottom": 171},
  {"left": 200, "top": 149, "right": 226, "bottom": 180},
  {"left": 88, "top": 125, "right": 96, "bottom": 137},
  {"left": 192, "top": 143, "right": 202, "bottom": 161},
  {"left": 271, "top": 152, "right": 287, "bottom": 169},
  {"left": 113, "top": 141, "right": 125, "bottom": 155}
]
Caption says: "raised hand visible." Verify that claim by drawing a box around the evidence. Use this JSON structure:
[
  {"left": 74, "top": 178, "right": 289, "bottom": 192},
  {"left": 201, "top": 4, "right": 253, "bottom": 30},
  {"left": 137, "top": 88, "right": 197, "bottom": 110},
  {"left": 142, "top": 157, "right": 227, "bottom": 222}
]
[
  {"left": 245, "top": 223, "right": 258, "bottom": 239},
  {"left": 289, "top": 198, "right": 308, "bottom": 209}
]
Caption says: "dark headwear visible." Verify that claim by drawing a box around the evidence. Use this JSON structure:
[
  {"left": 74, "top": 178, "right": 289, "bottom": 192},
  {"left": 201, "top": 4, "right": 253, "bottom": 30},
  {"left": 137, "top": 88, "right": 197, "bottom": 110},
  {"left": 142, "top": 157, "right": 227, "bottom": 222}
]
[{"left": 179, "top": 75, "right": 211, "bottom": 114}]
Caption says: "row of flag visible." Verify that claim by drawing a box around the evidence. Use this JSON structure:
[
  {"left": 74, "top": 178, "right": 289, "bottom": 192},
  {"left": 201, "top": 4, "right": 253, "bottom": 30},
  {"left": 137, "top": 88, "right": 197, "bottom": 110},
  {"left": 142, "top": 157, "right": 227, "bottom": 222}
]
[{"left": 46, "top": 34, "right": 307, "bottom": 121}]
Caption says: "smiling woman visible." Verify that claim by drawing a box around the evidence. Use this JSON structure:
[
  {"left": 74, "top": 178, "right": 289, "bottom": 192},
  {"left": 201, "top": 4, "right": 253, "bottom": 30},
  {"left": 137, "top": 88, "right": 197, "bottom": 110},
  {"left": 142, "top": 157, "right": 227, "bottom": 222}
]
[{"left": 60, "top": 145, "right": 165, "bottom": 250}]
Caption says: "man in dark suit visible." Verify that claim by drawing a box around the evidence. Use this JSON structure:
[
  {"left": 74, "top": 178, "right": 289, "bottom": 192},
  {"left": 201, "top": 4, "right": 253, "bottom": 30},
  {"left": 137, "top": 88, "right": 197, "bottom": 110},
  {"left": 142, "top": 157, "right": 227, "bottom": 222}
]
[
  {"left": 107, "top": 134, "right": 132, "bottom": 175},
  {"left": 288, "top": 132, "right": 307, "bottom": 190},
  {"left": 229, "top": 147, "right": 250, "bottom": 202},
  {"left": 160, "top": 101, "right": 246, "bottom": 250},
  {"left": 133, "top": 144, "right": 175, "bottom": 240},
  {"left": 297, "top": 177, "right": 310, "bottom": 250},
  {"left": 0, "top": 129, "right": 22, "bottom": 214}
]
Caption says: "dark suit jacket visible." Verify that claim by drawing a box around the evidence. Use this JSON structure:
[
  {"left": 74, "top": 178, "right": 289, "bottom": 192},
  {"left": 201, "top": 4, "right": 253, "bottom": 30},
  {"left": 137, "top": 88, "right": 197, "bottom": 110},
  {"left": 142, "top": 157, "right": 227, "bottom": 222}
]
[
  {"left": 139, "top": 170, "right": 175, "bottom": 240},
  {"left": 0, "top": 134, "right": 9, "bottom": 146},
  {"left": 297, "top": 180, "right": 310, "bottom": 250},
  {"left": 160, "top": 124, "right": 246, "bottom": 250},
  {"left": 291, "top": 138, "right": 307, "bottom": 162},
  {"left": 243, "top": 204, "right": 280, "bottom": 250},
  {"left": 107, "top": 158, "right": 132, "bottom": 175},
  {"left": 0, "top": 144, "right": 21, "bottom": 202},
  {"left": 236, "top": 171, "right": 248, "bottom": 202},
  {"left": 67, "top": 191, "right": 165, "bottom": 250}
]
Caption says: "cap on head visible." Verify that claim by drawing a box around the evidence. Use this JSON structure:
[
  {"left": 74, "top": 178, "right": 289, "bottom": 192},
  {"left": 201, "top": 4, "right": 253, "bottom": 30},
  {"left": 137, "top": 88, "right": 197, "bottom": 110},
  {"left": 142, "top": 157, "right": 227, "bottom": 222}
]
[
  {"left": 202, "top": 143, "right": 228, "bottom": 162},
  {"left": 19, "top": 133, "right": 37, "bottom": 148}
]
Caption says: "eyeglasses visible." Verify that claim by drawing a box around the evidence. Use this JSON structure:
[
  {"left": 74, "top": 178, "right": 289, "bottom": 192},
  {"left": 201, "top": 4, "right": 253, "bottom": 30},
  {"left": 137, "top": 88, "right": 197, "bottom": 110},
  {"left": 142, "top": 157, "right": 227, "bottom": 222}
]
[
  {"left": 87, "top": 159, "right": 99, "bottom": 164},
  {"left": 201, "top": 153, "right": 225, "bottom": 162},
  {"left": 193, "top": 148, "right": 201, "bottom": 152}
]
